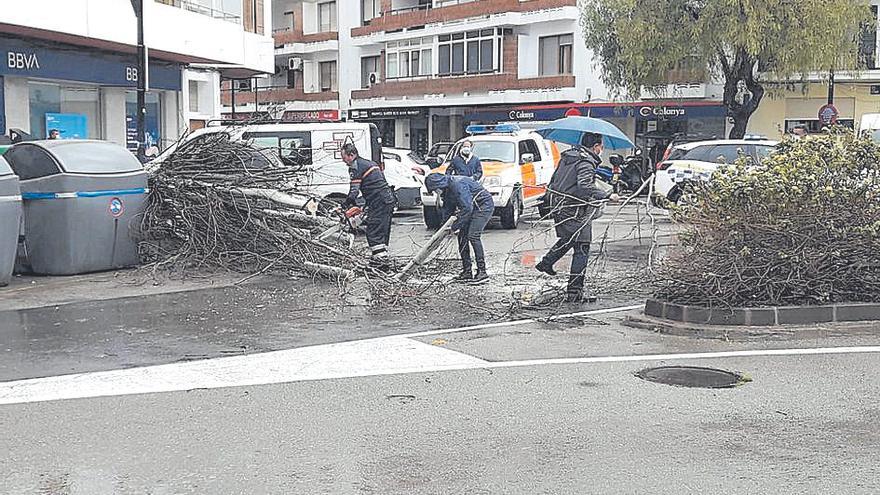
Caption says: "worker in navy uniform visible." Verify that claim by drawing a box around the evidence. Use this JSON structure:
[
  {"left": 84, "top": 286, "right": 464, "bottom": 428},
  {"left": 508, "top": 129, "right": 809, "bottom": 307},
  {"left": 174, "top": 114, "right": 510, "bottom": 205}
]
[
  {"left": 425, "top": 173, "right": 493, "bottom": 284},
  {"left": 446, "top": 140, "right": 483, "bottom": 180},
  {"left": 341, "top": 143, "right": 395, "bottom": 268},
  {"left": 535, "top": 132, "right": 620, "bottom": 302}
]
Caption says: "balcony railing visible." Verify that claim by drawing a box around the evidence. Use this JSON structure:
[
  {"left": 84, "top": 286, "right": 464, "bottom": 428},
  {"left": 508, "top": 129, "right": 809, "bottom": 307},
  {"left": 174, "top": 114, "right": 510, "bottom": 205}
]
[
  {"left": 352, "top": 73, "right": 575, "bottom": 99},
  {"left": 155, "top": 0, "right": 241, "bottom": 24},
  {"left": 221, "top": 85, "right": 339, "bottom": 105}
]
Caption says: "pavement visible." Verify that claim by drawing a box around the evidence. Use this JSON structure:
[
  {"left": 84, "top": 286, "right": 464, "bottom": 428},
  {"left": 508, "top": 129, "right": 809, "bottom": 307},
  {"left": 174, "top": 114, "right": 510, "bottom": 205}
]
[{"left": 2, "top": 204, "right": 878, "bottom": 494}]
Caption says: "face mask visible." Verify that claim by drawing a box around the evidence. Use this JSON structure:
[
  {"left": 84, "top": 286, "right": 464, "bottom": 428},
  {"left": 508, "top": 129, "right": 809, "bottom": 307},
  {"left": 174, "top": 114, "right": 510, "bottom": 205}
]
[{"left": 461, "top": 147, "right": 472, "bottom": 157}]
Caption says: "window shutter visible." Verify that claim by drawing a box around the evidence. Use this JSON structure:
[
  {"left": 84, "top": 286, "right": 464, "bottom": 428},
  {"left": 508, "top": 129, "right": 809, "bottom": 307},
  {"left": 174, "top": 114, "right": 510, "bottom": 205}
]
[{"left": 255, "top": 0, "right": 264, "bottom": 35}]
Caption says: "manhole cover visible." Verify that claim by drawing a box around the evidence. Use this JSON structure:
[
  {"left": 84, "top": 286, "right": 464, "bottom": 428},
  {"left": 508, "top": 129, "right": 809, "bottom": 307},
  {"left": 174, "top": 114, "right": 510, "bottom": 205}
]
[{"left": 635, "top": 366, "right": 746, "bottom": 389}]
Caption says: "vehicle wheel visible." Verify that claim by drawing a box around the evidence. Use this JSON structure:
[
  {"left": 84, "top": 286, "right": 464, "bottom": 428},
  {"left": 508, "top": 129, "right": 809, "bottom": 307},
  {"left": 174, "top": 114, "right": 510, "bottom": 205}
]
[
  {"left": 499, "top": 189, "right": 522, "bottom": 229},
  {"left": 423, "top": 205, "right": 443, "bottom": 230}
]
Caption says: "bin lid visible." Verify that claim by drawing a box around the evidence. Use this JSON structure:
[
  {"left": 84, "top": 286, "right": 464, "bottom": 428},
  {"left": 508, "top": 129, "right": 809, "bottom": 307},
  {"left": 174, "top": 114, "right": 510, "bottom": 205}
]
[
  {"left": 30, "top": 140, "right": 143, "bottom": 175},
  {"left": 0, "top": 156, "right": 12, "bottom": 176}
]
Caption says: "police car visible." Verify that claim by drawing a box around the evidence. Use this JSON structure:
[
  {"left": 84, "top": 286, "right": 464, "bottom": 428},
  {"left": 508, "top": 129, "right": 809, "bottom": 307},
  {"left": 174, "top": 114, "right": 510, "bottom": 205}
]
[
  {"left": 421, "top": 124, "right": 560, "bottom": 229},
  {"left": 653, "top": 138, "right": 778, "bottom": 206}
]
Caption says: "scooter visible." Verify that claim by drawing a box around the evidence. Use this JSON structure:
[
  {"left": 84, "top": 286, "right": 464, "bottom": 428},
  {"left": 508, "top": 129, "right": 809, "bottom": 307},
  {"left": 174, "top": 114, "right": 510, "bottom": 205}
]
[{"left": 598, "top": 150, "right": 650, "bottom": 194}]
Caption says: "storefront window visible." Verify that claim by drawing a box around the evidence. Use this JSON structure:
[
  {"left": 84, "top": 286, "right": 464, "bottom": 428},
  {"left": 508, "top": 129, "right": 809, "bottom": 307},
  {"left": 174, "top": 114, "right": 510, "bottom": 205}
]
[
  {"left": 125, "top": 92, "right": 162, "bottom": 152},
  {"left": 29, "top": 83, "right": 100, "bottom": 140}
]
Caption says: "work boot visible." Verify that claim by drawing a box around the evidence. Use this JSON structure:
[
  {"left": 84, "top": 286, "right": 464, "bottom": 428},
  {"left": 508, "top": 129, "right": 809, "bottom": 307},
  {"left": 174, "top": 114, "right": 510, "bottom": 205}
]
[
  {"left": 565, "top": 291, "right": 598, "bottom": 304},
  {"left": 470, "top": 269, "right": 489, "bottom": 284},
  {"left": 535, "top": 260, "right": 557, "bottom": 276},
  {"left": 452, "top": 270, "right": 473, "bottom": 282}
]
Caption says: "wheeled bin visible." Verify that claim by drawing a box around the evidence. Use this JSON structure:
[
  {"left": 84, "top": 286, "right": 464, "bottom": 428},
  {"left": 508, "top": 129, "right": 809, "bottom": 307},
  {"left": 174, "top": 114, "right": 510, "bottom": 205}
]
[
  {"left": 5, "top": 141, "right": 147, "bottom": 275},
  {"left": 0, "top": 155, "right": 21, "bottom": 286}
]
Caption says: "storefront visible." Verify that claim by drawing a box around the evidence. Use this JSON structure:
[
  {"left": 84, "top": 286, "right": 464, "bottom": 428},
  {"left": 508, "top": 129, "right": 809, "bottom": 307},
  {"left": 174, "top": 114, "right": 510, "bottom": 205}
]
[
  {"left": 349, "top": 107, "right": 429, "bottom": 154},
  {"left": 0, "top": 35, "right": 182, "bottom": 150},
  {"left": 466, "top": 101, "right": 728, "bottom": 164}
]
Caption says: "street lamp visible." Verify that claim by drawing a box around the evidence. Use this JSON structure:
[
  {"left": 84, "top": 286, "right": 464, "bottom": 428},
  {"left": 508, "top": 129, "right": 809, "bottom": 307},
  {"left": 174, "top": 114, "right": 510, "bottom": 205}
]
[{"left": 130, "top": 0, "right": 148, "bottom": 162}]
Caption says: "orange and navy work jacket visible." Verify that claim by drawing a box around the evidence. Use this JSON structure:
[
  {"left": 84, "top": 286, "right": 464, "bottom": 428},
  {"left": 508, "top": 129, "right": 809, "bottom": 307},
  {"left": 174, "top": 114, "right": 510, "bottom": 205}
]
[{"left": 344, "top": 157, "right": 395, "bottom": 208}]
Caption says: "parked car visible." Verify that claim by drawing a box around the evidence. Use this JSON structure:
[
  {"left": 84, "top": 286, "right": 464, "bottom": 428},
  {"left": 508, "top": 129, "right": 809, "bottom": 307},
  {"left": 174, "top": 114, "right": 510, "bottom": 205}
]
[
  {"left": 653, "top": 139, "right": 778, "bottom": 206},
  {"left": 421, "top": 124, "right": 560, "bottom": 229},
  {"left": 424, "top": 141, "right": 454, "bottom": 169},
  {"left": 149, "top": 121, "right": 383, "bottom": 206},
  {"left": 382, "top": 147, "right": 430, "bottom": 210}
]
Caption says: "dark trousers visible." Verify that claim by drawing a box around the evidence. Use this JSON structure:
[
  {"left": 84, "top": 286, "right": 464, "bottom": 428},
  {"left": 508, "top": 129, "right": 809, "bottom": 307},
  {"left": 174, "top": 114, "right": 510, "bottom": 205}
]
[
  {"left": 365, "top": 202, "right": 393, "bottom": 252},
  {"left": 542, "top": 234, "right": 591, "bottom": 295},
  {"left": 457, "top": 200, "right": 493, "bottom": 272}
]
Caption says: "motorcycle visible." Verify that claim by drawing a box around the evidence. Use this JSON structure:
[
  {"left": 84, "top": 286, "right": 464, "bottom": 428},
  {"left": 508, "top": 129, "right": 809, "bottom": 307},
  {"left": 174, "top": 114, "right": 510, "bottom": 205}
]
[{"left": 597, "top": 149, "right": 652, "bottom": 195}]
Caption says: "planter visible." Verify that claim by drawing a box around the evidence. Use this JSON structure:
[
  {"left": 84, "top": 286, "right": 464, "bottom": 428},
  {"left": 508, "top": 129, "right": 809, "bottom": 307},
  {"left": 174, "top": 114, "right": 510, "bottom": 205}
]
[{"left": 645, "top": 299, "right": 880, "bottom": 326}]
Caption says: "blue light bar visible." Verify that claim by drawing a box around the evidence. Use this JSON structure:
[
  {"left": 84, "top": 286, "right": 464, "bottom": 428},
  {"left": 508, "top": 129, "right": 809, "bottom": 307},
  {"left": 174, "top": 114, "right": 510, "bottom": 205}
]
[{"left": 466, "top": 123, "right": 522, "bottom": 135}]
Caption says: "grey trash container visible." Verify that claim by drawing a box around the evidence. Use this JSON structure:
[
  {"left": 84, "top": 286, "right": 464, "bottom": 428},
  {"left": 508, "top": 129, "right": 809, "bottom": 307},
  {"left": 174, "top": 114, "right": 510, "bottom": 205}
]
[
  {"left": 0, "top": 155, "right": 21, "bottom": 286},
  {"left": 5, "top": 140, "right": 147, "bottom": 276}
]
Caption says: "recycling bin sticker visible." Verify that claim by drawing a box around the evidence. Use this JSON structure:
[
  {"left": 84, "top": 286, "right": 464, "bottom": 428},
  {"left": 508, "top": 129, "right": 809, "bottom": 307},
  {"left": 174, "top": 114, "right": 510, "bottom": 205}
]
[{"left": 109, "top": 197, "right": 125, "bottom": 217}]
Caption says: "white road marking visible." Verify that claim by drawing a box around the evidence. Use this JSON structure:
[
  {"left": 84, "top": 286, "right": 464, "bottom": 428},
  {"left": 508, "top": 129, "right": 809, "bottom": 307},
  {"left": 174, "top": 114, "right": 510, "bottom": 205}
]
[
  {"left": 1, "top": 342, "right": 879, "bottom": 406},
  {"left": 394, "top": 304, "right": 644, "bottom": 339},
  {"left": 0, "top": 337, "right": 485, "bottom": 406}
]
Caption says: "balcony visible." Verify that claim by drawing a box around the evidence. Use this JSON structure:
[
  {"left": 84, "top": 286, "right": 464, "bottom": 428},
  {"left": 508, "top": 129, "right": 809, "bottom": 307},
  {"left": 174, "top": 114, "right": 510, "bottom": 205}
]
[
  {"left": 221, "top": 86, "right": 339, "bottom": 106},
  {"left": 273, "top": 28, "right": 338, "bottom": 46},
  {"left": 352, "top": 0, "right": 577, "bottom": 37},
  {"left": 154, "top": 0, "right": 242, "bottom": 24},
  {"left": 351, "top": 73, "right": 575, "bottom": 100}
]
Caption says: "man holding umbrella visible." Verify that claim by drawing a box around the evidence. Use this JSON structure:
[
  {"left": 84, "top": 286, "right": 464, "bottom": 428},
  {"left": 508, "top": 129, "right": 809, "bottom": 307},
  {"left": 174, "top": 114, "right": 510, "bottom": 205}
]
[{"left": 535, "top": 119, "right": 628, "bottom": 303}]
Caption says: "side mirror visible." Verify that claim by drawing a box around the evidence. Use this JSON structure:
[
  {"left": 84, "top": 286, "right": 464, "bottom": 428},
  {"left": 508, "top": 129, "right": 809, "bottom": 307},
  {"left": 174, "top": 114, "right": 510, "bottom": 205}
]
[
  {"left": 609, "top": 154, "right": 624, "bottom": 167},
  {"left": 521, "top": 153, "right": 535, "bottom": 164}
]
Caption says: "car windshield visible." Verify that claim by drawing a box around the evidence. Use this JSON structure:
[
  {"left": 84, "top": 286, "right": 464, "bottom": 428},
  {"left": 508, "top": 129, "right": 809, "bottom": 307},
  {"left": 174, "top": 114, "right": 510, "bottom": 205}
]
[
  {"left": 470, "top": 141, "right": 517, "bottom": 163},
  {"left": 755, "top": 144, "right": 776, "bottom": 161}
]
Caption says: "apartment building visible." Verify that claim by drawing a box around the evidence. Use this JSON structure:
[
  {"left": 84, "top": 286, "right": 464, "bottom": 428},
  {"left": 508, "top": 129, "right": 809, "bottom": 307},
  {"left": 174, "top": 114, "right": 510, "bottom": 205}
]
[
  {"left": 0, "top": 0, "right": 274, "bottom": 150},
  {"left": 223, "top": 0, "right": 596, "bottom": 153}
]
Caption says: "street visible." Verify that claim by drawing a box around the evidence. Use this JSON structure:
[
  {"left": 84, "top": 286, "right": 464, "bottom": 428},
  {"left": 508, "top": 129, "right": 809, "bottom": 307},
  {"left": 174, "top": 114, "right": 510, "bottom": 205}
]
[{"left": 1, "top": 206, "right": 878, "bottom": 494}]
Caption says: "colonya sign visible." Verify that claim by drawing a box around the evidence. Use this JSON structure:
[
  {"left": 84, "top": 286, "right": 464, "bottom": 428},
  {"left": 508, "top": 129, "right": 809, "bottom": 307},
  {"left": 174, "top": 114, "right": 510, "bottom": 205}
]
[{"left": 638, "top": 106, "right": 687, "bottom": 119}]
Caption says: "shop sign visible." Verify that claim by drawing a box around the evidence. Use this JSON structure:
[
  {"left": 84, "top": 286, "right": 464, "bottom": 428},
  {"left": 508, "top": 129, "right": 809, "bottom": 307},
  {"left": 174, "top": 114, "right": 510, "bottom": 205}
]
[
  {"left": 350, "top": 108, "right": 425, "bottom": 119},
  {"left": 282, "top": 110, "right": 340, "bottom": 121},
  {"left": 0, "top": 36, "right": 181, "bottom": 91},
  {"left": 818, "top": 104, "right": 839, "bottom": 125},
  {"left": 638, "top": 106, "right": 687, "bottom": 119}
]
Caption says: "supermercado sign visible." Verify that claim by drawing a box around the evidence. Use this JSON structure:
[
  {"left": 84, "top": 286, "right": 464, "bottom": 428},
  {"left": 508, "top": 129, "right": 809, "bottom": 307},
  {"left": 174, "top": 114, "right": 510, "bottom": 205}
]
[{"left": 0, "top": 37, "right": 181, "bottom": 91}]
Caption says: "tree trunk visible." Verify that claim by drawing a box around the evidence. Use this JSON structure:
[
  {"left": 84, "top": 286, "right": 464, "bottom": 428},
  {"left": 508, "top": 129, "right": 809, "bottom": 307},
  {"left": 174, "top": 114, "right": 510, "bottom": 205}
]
[{"left": 720, "top": 50, "right": 765, "bottom": 139}]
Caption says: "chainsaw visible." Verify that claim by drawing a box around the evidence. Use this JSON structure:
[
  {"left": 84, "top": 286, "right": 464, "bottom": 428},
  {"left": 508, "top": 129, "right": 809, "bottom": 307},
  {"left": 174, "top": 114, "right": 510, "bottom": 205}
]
[{"left": 316, "top": 206, "right": 363, "bottom": 246}]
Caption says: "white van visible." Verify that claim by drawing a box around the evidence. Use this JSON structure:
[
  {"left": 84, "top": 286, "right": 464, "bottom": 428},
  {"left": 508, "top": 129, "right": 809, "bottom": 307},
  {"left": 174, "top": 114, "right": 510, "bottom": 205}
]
[{"left": 150, "top": 121, "right": 383, "bottom": 203}]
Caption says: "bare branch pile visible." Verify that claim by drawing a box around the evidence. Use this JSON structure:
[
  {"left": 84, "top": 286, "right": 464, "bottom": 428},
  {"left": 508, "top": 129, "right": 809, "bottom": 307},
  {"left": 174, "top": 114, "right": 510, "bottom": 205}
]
[
  {"left": 656, "top": 129, "right": 880, "bottom": 308},
  {"left": 136, "top": 131, "right": 371, "bottom": 280}
]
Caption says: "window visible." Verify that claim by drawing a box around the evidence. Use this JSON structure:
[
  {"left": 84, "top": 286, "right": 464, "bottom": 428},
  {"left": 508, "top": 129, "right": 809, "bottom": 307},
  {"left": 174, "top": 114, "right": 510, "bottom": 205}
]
[
  {"left": 469, "top": 141, "right": 516, "bottom": 163},
  {"left": 318, "top": 1, "right": 337, "bottom": 32},
  {"left": 361, "top": 56, "right": 380, "bottom": 88},
  {"left": 362, "top": 0, "right": 380, "bottom": 24},
  {"left": 29, "top": 83, "right": 101, "bottom": 140},
  {"left": 539, "top": 34, "right": 574, "bottom": 76},
  {"left": 385, "top": 39, "right": 432, "bottom": 79},
  {"left": 188, "top": 80, "right": 200, "bottom": 112},
  {"left": 320, "top": 61, "right": 337, "bottom": 92},
  {"left": 438, "top": 29, "right": 499, "bottom": 76},
  {"left": 242, "top": 131, "right": 313, "bottom": 166},
  {"left": 706, "top": 145, "right": 747, "bottom": 164},
  {"left": 518, "top": 139, "right": 543, "bottom": 163}
]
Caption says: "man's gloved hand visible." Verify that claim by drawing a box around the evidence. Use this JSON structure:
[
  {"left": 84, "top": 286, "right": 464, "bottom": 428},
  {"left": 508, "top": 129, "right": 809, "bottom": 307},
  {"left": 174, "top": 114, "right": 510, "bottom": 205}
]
[{"left": 608, "top": 193, "right": 622, "bottom": 203}]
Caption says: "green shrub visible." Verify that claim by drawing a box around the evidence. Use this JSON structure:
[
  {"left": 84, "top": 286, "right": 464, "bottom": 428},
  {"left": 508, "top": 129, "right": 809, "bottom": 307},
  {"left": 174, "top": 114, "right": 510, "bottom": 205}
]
[{"left": 656, "top": 129, "right": 880, "bottom": 308}]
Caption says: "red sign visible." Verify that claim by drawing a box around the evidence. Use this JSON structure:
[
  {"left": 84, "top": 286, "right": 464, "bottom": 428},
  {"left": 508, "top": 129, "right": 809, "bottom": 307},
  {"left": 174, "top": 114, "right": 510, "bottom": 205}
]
[
  {"left": 818, "top": 104, "right": 839, "bottom": 125},
  {"left": 564, "top": 107, "right": 582, "bottom": 117},
  {"left": 282, "top": 110, "right": 340, "bottom": 122}
]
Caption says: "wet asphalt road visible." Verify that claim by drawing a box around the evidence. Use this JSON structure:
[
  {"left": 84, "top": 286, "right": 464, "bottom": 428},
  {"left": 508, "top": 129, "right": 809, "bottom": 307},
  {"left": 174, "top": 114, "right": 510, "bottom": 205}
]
[{"left": 3, "top": 206, "right": 879, "bottom": 493}]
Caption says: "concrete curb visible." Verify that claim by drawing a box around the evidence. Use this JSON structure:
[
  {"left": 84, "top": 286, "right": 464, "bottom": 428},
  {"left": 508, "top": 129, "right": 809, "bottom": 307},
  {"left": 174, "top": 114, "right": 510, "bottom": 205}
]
[
  {"left": 645, "top": 299, "right": 880, "bottom": 327},
  {"left": 624, "top": 313, "right": 880, "bottom": 341}
]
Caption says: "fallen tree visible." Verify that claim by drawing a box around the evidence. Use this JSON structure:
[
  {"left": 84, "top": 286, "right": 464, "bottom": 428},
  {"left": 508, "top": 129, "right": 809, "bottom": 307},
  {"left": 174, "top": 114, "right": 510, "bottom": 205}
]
[
  {"left": 136, "top": 131, "right": 367, "bottom": 280},
  {"left": 656, "top": 129, "right": 880, "bottom": 308}
]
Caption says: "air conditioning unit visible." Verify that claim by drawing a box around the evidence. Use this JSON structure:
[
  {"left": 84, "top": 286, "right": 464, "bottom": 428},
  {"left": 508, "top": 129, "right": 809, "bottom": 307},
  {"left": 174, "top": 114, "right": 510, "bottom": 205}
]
[
  {"left": 234, "top": 79, "right": 252, "bottom": 91},
  {"left": 368, "top": 72, "right": 379, "bottom": 87},
  {"left": 275, "top": 65, "right": 284, "bottom": 76},
  {"left": 289, "top": 57, "right": 303, "bottom": 71}
]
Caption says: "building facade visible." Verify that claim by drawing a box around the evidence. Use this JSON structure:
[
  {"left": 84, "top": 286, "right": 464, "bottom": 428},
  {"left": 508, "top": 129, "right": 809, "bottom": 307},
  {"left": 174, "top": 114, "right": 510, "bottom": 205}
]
[
  {"left": 223, "top": 0, "right": 729, "bottom": 159},
  {"left": 747, "top": 2, "right": 880, "bottom": 139},
  {"left": 0, "top": 0, "right": 274, "bottom": 150}
]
